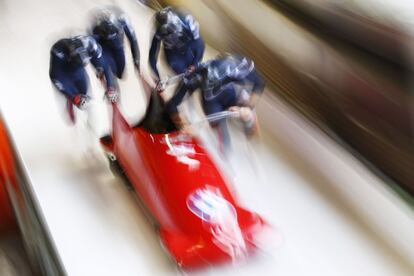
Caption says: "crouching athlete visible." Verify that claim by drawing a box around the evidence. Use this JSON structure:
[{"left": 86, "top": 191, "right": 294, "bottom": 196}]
[
  {"left": 166, "top": 54, "right": 265, "bottom": 153},
  {"left": 149, "top": 7, "right": 205, "bottom": 87},
  {"left": 90, "top": 6, "right": 140, "bottom": 84},
  {"left": 49, "top": 35, "right": 117, "bottom": 122}
]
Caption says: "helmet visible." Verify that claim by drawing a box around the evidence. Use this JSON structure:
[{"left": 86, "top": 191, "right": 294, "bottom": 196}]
[
  {"left": 62, "top": 37, "right": 86, "bottom": 66},
  {"left": 204, "top": 58, "right": 232, "bottom": 84},
  {"left": 95, "top": 8, "right": 119, "bottom": 39},
  {"left": 91, "top": 7, "right": 119, "bottom": 40},
  {"left": 96, "top": 19, "right": 119, "bottom": 40},
  {"left": 155, "top": 7, "right": 173, "bottom": 25},
  {"left": 201, "top": 55, "right": 255, "bottom": 100},
  {"left": 155, "top": 7, "right": 183, "bottom": 33},
  {"left": 217, "top": 54, "right": 254, "bottom": 79}
]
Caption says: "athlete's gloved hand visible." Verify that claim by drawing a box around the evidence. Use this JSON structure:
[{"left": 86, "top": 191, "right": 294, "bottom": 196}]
[
  {"left": 229, "top": 106, "right": 252, "bottom": 118},
  {"left": 72, "top": 94, "right": 89, "bottom": 110},
  {"left": 239, "top": 107, "right": 258, "bottom": 137},
  {"left": 239, "top": 107, "right": 253, "bottom": 121},
  {"left": 106, "top": 87, "right": 119, "bottom": 103},
  {"left": 228, "top": 106, "right": 241, "bottom": 117},
  {"left": 228, "top": 106, "right": 258, "bottom": 136}
]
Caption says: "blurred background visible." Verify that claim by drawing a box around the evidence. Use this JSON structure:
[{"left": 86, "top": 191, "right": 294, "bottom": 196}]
[{"left": 0, "top": 0, "right": 413, "bottom": 275}]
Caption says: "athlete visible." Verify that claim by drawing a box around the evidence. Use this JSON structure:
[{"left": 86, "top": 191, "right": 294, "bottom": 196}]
[
  {"left": 166, "top": 54, "right": 265, "bottom": 152},
  {"left": 49, "top": 35, "right": 117, "bottom": 122},
  {"left": 149, "top": 7, "right": 205, "bottom": 87},
  {"left": 90, "top": 6, "right": 140, "bottom": 81}
]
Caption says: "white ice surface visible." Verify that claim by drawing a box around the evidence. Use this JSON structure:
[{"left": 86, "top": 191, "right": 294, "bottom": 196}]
[{"left": 0, "top": 0, "right": 413, "bottom": 275}]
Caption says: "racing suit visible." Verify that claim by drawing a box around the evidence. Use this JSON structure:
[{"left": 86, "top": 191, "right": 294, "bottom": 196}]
[
  {"left": 49, "top": 35, "right": 113, "bottom": 99},
  {"left": 91, "top": 11, "right": 140, "bottom": 79},
  {"left": 166, "top": 55, "right": 265, "bottom": 152},
  {"left": 149, "top": 12, "right": 205, "bottom": 80}
]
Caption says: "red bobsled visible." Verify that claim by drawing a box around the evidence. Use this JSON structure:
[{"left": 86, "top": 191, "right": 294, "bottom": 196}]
[
  {"left": 100, "top": 79, "right": 268, "bottom": 269},
  {"left": 0, "top": 115, "right": 18, "bottom": 234}
]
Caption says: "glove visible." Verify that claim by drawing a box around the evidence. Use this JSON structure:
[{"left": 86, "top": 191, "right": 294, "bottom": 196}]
[
  {"left": 106, "top": 87, "right": 119, "bottom": 103},
  {"left": 239, "top": 107, "right": 253, "bottom": 121},
  {"left": 72, "top": 94, "right": 89, "bottom": 110},
  {"left": 228, "top": 106, "right": 241, "bottom": 117},
  {"left": 239, "top": 107, "right": 259, "bottom": 137}
]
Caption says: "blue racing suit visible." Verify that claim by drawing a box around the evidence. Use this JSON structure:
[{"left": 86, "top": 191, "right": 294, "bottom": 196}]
[
  {"left": 49, "top": 36, "right": 113, "bottom": 99},
  {"left": 149, "top": 12, "right": 205, "bottom": 79},
  {"left": 166, "top": 55, "right": 265, "bottom": 151},
  {"left": 167, "top": 56, "right": 265, "bottom": 116},
  {"left": 91, "top": 13, "right": 140, "bottom": 79}
]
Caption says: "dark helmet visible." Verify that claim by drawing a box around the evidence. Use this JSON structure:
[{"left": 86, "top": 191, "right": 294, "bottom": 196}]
[
  {"left": 96, "top": 19, "right": 119, "bottom": 40},
  {"left": 61, "top": 37, "right": 86, "bottom": 66},
  {"left": 92, "top": 7, "right": 119, "bottom": 40},
  {"left": 214, "top": 54, "right": 254, "bottom": 79},
  {"left": 155, "top": 7, "right": 173, "bottom": 25},
  {"left": 155, "top": 7, "right": 184, "bottom": 37},
  {"left": 202, "top": 54, "right": 255, "bottom": 99}
]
